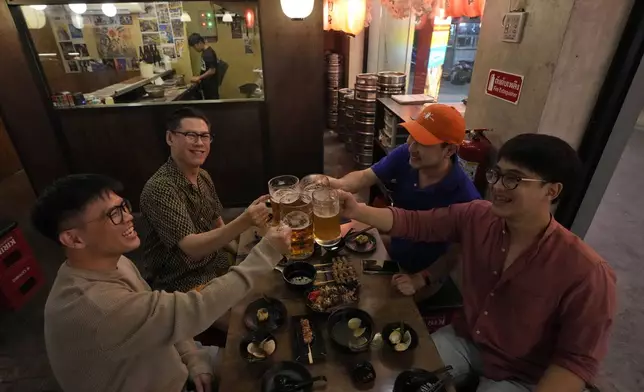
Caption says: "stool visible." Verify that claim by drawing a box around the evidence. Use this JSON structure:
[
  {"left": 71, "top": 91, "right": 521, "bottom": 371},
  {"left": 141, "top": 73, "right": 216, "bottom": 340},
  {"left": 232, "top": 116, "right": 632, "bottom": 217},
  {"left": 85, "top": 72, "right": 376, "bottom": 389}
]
[
  {"left": 0, "top": 219, "right": 44, "bottom": 310},
  {"left": 417, "top": 278, "right": 464, "bottom": 334}
]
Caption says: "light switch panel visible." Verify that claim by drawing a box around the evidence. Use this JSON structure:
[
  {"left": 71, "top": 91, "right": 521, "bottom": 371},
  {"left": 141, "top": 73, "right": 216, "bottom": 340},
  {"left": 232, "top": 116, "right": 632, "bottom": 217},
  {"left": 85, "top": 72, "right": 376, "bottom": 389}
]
[{"left": 502, "top": 12, "right": 527, "bottom": 43}]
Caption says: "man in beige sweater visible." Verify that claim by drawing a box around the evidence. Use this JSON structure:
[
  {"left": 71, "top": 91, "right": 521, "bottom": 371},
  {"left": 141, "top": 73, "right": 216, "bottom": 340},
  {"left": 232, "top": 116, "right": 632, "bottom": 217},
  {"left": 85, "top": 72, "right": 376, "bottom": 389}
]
[{"left": 31, "top": 174, "right": 290, "bottom": 392}]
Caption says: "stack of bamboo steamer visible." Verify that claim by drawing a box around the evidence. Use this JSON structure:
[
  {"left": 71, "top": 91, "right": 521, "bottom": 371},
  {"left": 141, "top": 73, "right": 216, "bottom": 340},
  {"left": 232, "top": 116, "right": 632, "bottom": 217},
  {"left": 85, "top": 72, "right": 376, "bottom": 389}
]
[
  {"left": 326, "top": 53, "right": 342, "bottom": 129},
  {"left": 352, "top": 73, "right": 379, "bottom": 169},
  {"left": 337, "top": 88, "right": 354, "bottom": 145},
  {"left": 377, "top": 71, "right": 406, "bottom": 98}
]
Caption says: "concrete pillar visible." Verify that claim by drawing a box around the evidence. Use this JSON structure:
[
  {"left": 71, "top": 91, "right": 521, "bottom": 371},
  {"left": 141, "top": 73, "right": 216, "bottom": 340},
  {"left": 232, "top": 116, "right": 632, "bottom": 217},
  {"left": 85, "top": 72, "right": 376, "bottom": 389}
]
[{"left": 465, "top": 0, "right": 634, "bottom": 148}]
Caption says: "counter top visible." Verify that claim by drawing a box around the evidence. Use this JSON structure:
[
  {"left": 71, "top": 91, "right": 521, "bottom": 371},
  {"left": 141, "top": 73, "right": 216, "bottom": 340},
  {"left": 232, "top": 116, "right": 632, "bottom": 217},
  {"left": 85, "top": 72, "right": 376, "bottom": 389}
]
[
  {"left": 378, "top": 98, "right": 467, "bottom": 121},
  {"left": 378, "top": 97, "right": 425, "bottom": 122},
  {"left": 89, "top": 69, "right": 174, "bottom": 98}
]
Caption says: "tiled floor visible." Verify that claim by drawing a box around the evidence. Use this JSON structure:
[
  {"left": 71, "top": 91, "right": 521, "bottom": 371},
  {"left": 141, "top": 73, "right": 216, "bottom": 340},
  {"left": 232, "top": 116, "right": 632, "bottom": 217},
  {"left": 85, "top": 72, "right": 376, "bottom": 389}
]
[{"left": 0, "top": 130, "right": 642, "bottom": 391}]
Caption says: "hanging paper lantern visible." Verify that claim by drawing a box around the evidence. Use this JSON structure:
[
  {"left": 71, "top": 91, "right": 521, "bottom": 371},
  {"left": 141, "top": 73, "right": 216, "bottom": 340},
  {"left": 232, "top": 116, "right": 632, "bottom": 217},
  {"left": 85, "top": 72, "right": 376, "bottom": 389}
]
[
  {"left": 324, "top": 0, "right": 367, "bottom": 36},
  {"left": 245, "top": 9, "right": 255, "bottom": 28},
  {"left": 464, "top": 0, "right": 481, "bottom": 17},
  {"left": 21, "top": 6, "right": 46, "bottom": 29},
  {"left": 281, "top": 0, "right": 314, "bottom": 20}
]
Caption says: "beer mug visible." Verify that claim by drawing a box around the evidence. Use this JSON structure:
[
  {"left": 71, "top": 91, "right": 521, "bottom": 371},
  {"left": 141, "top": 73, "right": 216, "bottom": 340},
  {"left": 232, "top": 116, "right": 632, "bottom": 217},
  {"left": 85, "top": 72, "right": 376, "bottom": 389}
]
[
  {"left": 268, "top": 175, "right": 299, "bottom": 226},
  {"left": 279, "top": 190, "right": 315, "bottom": 260},
  {"left": 300, "top": 174, "right": 330, "bottom": 198},
  {"left": 312, "top": 189, "right": 342, "bottom": 247}
]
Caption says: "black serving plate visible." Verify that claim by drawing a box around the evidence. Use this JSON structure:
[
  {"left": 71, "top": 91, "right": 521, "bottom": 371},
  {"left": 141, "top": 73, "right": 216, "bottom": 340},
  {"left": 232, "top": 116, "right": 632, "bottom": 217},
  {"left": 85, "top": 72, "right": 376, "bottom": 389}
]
[
  {"left": 244, "top": 297, "right": 287, "bottom": 332},
  {"left": 327, "top": 307, "right": 375, "bottom": 353},
  {"left": 239, "top": 331, "right": 277, "bottom": 364},
  {"left": 261, "top": 361, "right": 313, "bottom": 392},
  {"left": 290, "top": 315, "right": 327, "bottom": 365},
  {"left": 382, "top": 322, "right": 419, "bottom": 352},
  {"left": 304, "top": 283, "right": 360, "bottom": 314},
  {"left": 345, "top": 232, "right": 377, "bottom": 254}
]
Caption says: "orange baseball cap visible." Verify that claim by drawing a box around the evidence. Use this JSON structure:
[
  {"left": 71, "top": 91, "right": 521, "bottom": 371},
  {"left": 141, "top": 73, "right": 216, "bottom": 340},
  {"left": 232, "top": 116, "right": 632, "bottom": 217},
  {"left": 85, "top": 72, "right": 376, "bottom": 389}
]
[{"left": 400, "top": 104, "right": 466, "bottom": 146}]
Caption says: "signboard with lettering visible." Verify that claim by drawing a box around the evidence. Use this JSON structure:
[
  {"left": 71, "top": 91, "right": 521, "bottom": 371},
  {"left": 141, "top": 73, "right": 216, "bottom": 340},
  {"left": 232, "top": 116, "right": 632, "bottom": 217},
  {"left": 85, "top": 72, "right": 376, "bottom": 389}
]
[{"left": 485, "top": 69, "right": 524, "bottom": 105}]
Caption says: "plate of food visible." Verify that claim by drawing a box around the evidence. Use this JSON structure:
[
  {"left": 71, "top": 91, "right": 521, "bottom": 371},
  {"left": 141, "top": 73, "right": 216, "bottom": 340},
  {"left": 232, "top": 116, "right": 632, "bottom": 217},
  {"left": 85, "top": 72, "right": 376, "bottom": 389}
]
[
  {"left": 382, "top": 322, "right": 418, "bottom": 352},
  {"left": 314, "top": 256, "right": 360, "bottom": 286},
  {"left": 290, "top": 315, "right": 327, "bottom": 365},
  {"left": 306, "top": 283, "right": 360, "bottom": 314},
  {"left": 327, "top": 307, "right": 375, "bottom": 353},
  {"left": 239, "top": 331, "right": 277, "bottom": 363},
  {"left": 244, "top": 296, "right": 288, "bottom": 332},
  {"left": 345, "top": 232, "right": 377, "bottom": 253}
]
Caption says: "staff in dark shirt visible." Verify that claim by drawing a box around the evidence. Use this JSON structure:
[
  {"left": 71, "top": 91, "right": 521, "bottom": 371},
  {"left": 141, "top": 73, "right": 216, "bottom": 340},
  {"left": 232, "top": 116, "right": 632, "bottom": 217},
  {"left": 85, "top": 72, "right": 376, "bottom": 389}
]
[{"left": 188, "top": 33, "right": 219, "bottom": 99}]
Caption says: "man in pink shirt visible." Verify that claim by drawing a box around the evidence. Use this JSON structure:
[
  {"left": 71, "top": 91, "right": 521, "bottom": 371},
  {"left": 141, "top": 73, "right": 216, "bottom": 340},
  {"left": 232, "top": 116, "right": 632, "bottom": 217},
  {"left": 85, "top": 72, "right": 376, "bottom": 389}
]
[{"left": 339, "top": 134, "right": 616, "bottom": 392}]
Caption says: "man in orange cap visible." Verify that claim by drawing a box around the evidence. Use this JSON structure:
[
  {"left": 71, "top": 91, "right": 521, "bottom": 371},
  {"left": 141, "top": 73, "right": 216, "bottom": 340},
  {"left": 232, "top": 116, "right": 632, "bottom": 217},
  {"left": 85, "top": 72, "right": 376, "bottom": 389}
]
[{"left": 329, "top": 104, "right": 479, "bottom": 296}]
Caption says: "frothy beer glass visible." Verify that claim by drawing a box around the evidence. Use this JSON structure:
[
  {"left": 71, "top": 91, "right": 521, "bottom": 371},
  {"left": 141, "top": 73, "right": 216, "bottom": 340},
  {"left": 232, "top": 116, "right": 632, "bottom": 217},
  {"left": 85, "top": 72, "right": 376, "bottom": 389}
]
[
  {"left": 268, "top": 175, "right": 299, "bottom": 226},
  {"left": 279, "top": 190, "right": 315, "bottom": 260},
  {"left": 312, "top": 189, "right": 342, "bottom": 247},
  {"left": 300, "top": 174, "right": 330, "bottom": 198}
]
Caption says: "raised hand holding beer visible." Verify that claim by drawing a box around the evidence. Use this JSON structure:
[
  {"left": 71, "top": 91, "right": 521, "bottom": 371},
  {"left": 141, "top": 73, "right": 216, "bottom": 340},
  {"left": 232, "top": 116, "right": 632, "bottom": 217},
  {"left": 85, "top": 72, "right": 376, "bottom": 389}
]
[
  {"left": 336, "top": 190, "right": 361, "bottom": 220},
  {"left": 243, "top": 194, "right": 272, "bottom": 227},
  {"left": 264, "top": 223, "right": 293, "bottom": 257}
]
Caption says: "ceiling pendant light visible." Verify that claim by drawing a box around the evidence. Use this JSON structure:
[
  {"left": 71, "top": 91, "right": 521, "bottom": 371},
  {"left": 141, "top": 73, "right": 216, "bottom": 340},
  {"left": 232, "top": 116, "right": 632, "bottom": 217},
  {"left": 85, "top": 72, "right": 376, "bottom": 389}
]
[
  {"left": 29, "top": 4, "right": 47, "bottom": 10},
  {"left": 71, "top": 13, "right": 84, "bottom": 29},
  {"left": 222, "top": 12, "right": 233, "bottom": 22},
  {"left": 280, "top": 0, "right": 314, "bottom": 20},
  {"left": 68, "top": 3, "right": 87, "bottom": 14},
  {"left": 101, "top": 3, "right": 117, "bottom": 17},
  {"left": 180, "top": 11, "right": 191, "bottom": 22},
  {"left": 21, "top": 6, "right": 46, "bottom": 29}
]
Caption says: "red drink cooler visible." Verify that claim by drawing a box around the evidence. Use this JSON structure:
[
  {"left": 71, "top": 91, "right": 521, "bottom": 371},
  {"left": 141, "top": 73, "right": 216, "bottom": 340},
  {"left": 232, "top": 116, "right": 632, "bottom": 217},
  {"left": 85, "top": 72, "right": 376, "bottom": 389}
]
[{"left": 0, "top": 219, "right": 44, "bottom": 310}]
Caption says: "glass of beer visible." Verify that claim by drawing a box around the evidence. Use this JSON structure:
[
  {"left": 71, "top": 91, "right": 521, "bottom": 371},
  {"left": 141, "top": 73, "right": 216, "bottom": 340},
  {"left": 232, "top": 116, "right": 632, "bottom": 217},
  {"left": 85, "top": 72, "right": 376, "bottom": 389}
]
[
  {"left": 312, "top": 189, "right": 342, "bottom": 247},
  {"left": 279, "top": 190, "right": 315, "bottom": 260},
  {"left": 300, "top": 174, "right": 330, "bottom": 198},
  {"left": 268, "top": 175, "right": 299, "bottom": 226}
]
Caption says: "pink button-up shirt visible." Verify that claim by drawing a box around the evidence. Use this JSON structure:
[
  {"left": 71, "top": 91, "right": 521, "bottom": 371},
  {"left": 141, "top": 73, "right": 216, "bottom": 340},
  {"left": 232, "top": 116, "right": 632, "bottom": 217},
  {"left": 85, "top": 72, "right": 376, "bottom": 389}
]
[{"left": 390, "top": 200, "right": 616, "bottom": 384}]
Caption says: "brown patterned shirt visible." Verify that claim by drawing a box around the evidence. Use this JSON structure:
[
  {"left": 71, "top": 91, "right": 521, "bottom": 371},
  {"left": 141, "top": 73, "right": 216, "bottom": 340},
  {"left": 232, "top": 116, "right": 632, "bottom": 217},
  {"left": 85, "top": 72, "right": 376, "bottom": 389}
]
[{"left": 140, "top": 158, "right": 232, "bottom": 292}]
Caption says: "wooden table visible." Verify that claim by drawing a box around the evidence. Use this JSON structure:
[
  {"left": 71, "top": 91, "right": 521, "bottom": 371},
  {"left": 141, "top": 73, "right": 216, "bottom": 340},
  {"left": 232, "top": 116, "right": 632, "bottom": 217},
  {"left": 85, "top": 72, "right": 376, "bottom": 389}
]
[{"left": 221, "top": 221, "right": 454, "bottom": 392}]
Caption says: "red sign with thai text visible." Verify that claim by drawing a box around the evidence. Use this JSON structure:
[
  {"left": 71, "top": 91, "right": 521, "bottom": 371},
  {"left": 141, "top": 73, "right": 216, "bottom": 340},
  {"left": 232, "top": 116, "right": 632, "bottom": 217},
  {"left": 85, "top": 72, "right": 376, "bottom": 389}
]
[{"left": 485, "top": 69, "right": 524, "bottom": 105}]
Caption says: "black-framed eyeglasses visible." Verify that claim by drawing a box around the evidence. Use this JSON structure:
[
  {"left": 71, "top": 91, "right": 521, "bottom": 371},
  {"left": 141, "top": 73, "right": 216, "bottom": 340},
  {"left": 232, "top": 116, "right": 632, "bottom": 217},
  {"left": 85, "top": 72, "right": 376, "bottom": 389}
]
[
  {"left": 170, "top": 130, "right": 214, "bottom": 144},
  {"left": 84, "top": 199, "right": 132, "bottom": 226},
  {"left": 485, "top": 169, "right": 547, "bottom": 190},
  {"left": 60, "top": 199, "right": 132, "bottom": 232}
]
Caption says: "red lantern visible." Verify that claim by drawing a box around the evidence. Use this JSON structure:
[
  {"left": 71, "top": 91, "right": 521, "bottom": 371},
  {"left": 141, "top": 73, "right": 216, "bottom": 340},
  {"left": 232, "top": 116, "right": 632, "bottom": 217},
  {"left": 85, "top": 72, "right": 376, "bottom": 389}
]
[
  {"left": 464, "top": 0, "right": 481, "bottom": 17},
  {"left": 445, "top": 0, "right": 465, "bottom": 17},
  {"left": 245, "top": 9, "right": 255, "bottom": 28}
]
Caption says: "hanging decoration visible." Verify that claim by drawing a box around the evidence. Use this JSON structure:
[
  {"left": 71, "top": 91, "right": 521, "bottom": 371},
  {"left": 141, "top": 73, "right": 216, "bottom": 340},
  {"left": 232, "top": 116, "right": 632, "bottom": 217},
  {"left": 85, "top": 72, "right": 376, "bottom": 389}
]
[
  {"left": 281, "top": 0, "right": 314, "bottom": 20},
  {"left": 380, "top": 0, "right": 485, "bottom": 20},
  {"left": 324, "top": 0, "right": 370, "bottom": 36},
  {"left": 244, "top": 9, "right": 255, "bottom": 28}
]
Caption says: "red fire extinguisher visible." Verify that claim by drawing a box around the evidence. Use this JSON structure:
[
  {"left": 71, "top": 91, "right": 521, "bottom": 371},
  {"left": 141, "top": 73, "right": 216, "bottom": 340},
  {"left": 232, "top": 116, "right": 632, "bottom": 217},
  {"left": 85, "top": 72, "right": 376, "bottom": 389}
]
[{"left": 458, "top": 129, "right": 495, "bottom": 196}]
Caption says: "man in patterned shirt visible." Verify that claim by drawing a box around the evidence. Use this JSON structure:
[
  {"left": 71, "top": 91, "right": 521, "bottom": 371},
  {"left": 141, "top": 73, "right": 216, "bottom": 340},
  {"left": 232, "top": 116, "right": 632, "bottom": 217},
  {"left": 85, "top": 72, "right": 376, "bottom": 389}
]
[{"left": 140, "top": 107, "right": 270, "bottom": 293}]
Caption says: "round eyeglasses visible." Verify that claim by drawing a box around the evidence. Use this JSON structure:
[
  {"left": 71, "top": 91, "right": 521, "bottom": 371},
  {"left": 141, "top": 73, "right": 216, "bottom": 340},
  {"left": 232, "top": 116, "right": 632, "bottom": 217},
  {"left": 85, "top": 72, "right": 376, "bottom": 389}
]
[{"left": 485, "top": 169, "right": 547, "bottom": 190}]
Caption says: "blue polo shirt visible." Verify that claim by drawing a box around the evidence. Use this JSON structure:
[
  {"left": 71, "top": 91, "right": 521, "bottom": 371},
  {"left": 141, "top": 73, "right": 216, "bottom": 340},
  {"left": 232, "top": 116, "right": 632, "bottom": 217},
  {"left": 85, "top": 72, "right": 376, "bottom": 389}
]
[{"left": 371, "top": 144, "right": 480, "bottom": 273}]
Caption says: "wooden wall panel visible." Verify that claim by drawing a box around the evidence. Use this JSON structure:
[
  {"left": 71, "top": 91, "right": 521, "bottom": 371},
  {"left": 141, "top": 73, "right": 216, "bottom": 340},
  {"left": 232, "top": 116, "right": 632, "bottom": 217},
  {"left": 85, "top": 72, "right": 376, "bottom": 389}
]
[
  {"left": 258, "top": 0, "right": 325, "bottom": 178},
  {"left": 0, "top": 1, "right": 69, "bottom": 193},
  {"left": 57, "top": 101, "right": 265, "bottom": 208},
  {"left": 0, "top": 117, "right": 22, "bottom": 181}
]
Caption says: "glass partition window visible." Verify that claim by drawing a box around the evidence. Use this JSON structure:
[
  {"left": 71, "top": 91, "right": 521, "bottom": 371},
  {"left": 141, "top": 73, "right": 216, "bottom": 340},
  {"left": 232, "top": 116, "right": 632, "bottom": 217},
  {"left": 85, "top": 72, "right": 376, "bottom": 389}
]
[{"left": 19, "top": 2, "right": 263, "bottom": 106}]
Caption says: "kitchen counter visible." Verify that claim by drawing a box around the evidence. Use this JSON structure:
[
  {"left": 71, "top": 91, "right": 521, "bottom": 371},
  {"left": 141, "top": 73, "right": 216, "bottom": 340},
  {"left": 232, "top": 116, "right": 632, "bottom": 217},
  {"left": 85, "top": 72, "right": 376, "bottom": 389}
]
[
  {"left": 137, "top": 84, "right": 198, "bottom": 103},
  {"left": 89, "top": 69, "right": 174, "bottom": 99}
]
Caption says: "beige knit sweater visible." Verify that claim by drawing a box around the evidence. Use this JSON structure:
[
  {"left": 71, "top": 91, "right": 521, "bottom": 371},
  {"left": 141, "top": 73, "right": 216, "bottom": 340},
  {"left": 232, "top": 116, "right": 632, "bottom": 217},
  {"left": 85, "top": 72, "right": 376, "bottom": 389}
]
[{"left": 44, "top": 238, "right": 283, "bottom": 392}]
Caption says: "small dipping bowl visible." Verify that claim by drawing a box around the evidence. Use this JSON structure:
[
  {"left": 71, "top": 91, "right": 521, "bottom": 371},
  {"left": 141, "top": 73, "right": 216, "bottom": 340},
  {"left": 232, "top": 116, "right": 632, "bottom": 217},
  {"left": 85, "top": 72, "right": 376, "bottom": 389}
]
[
  {"left": 381, "top": 322, "right": 419, "bottom": 353},
  {"left": 282, "top": 262, "right": 317, "bottom": 291}
]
